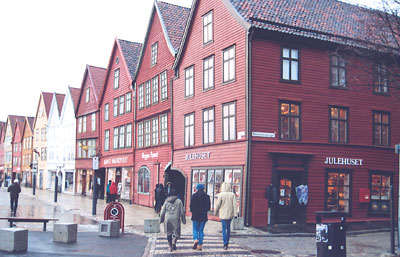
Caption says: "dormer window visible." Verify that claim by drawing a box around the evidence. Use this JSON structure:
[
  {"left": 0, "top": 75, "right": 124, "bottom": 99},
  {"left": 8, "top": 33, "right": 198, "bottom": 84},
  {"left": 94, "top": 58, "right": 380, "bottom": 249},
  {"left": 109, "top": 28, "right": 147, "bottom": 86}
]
[
  {"left": 85, "top": 88, "right": 90, "bottom": 103},
  {"left": 114, "top": 69, "right": 120, "bottom": 89},
  {"left": 151, "top": 42, "right": 158, "bottom": 67}
]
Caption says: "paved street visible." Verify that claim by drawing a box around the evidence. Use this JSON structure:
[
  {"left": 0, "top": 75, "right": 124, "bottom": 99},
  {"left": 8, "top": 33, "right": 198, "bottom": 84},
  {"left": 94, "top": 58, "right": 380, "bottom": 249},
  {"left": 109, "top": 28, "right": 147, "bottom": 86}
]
[{"left": 0, "top": 186, "right": 397, "bottom": 256}]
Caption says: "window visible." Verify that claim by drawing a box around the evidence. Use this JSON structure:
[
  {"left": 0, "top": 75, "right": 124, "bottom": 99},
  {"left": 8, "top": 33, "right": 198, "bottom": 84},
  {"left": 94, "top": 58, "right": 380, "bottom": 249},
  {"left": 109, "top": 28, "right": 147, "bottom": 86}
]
[
  {"left": 223, "top": 102, "right": 236, "bottom": 141},
  {"left": 160, "top": 114, "right": 168, "bottom": 144},
  {"left": 41, "top": 128, "right": 46, "bottom": 141},
  {"left": 160, "top": 71, "right": 168, "bottom": 100},
  {"left": 114, "top": 69, "right": 120, "bottom": 89},
  {"left": 223, "top": 46, "right": 235, "bottom": 83},
  {"left": 138, "top": 167, "right": 150, "bottom": 194},
  {"left": 104, "top": 130, "right": 110, "bottom": 151},
  {"left": 36, "top": 129, "right": 39, "bottom": 141},
  {"left": 203, "top": 107, "right": 214, "bottom": 144},
  {"left": 87, "top": 139, "right": 96, "bottom": 157},
  {"left": 138, "top": 122, "right": 144, "bottom": 148},
  {"left": 185, "top": 66, "right": 194, "bottom": 97},
  {"left": 144, "top": 120, "right": 151, "bottom": 147},
  {"left": 152, "top": 117, "right": 159, "bottom": 146},
  {"left": 184, "top": 113, "right": 194, "bottom": 147},
  {"left": 104, "top": 104, "right": 109, "bottom": 121},
  {"left": 374, "top": 63, "right": 388, "bottom": 93},
  {"left": 281, "top": 48, "right": 299, "bottom": 82},
  {"left": 83, "top": 116, "right": 87, "bottom": 133},
  {"left": 370, "top": 172, "right": 391, "bottom": 214},
  {"left": 126, "top": 124, "right": 132, "bottom": 148},
  {"left": 279, "top": 102, "right": 300, "bottom": 140},
  {"left": 331, "top": 55, "right": 346, "bottom": 87},
  {"left": 113, "top": 128, "right": 119, "bottom": 150},
  {"left": 203, "top": 11, "right": 213, "bottom": 44},
  {"left": 151, "top": 42, "right": 158, "bottom": 67},
  {"left": 113, "top": 98, "right": 118, "bottom": 117},
  {"left": 91, "top": 113, "right": 96, "bottom": 131},
  {"left": 78, "top": 117, "right": 82, "bottom": 133},
  {"left": 119, "top": 126, "right": 125, "bottom": 148},
  {"left": 145, "top": 81, "right": 151, "bottom": 107},
  {"left": 326, "top": 171, "right": 350, "bottom": 212},
  {"left": 119, "top": 95, "right": 125, "bottom": 115},
  {"left": 138, "top": 84, "right": 144, "bottom": 109},
  {"left": 373, "top": 111, "right": 390, "bottom": 146},
  {"left": 192, "top": 168, "right": 241, "bottom": 212},
  {"left": 126, "top": 92, "right": 132, "bottom": 112},
  {"left": 152, "top": 76, "right": 159, "bottom": 104},
  {"left": 203, "top": 56, "right": 214, "bottom": 90},
  {"left": 85, "top": 88, "right": 90, "bottom": 102},
  {"left": 330, "top": 106, "right": 348, "bottom": 143}
]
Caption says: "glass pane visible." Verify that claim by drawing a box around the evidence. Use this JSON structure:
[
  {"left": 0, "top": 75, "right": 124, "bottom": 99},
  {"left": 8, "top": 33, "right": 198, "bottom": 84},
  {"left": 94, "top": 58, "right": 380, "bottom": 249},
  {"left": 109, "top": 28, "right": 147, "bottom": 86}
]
[
  {"left": 281, "top": 117, "right": 289, "bottom": 139},
  {"left": 291, "top": 117, "right": 299, "bottom": 140},
  {"left": 192, "top": 170, "right": 199, "bottom": 182},
  {"left": 331, "top": 68, "right": 338, "bottom": 86},
  {"left": 229, "top": 117, "right": 235, "bottom": 140},
  {"left": 374, "top": 113, "right": 381, "bottom": 123},
  {"left": 382, "top": 114, "right": 389, "bottom": 124},
  {"left": 281, "top": 103, "right": 289, "bottom": 115},
  {"left": 215, "top": 170, "right": 223, "bottom": 183},
  {"left": 331, "top": 108, "right": 338, "bottom": 119},
  {"left": 339, "top": 108, "right": 347, "bottom": 119},
  {"left": 283, "top": 48, "right": 290, "bottom": 58},
  {"left": 199, "top": 170, "right": 206, "bottom": 183},
  {"left": 382, "top": 176, "right": 390, "bottom": 187},
  {"left": 233, "top": 169, "right": 241, "bottom": 183},
  {"left": 339, "top": 120, "right": 347, "bottom": 141},
  {"left": 225, "top": 169, "right": 233, "bottom": 183},
  {"left": 331, "top": 120, "right": 339, "bottom": 142},
  {"left": 208, "top": 170, "right": 215, "bottom": 183},
  {"left": 291, "top": 104, "right": 299, "bottom": 115},
  {"left": 291, "top": 61, "right": 298, "bottom": 80},
  {"left": 331, "top": 56, "right": 338, "bottom": 66},
  {"left": 291, "top": 49, "right": 298, "bottom": 59},
  {"left": 282, "top": 60, "right": 289, "bottom": 80},
  {"left": 339, "top": 69, "right": 346, "bottom": 86},
  {"left": 224, "top": 118, "right": 229, "bottom": 141},
  {"left": 381, "top": 201, "right": 390, "bottom": 212}
]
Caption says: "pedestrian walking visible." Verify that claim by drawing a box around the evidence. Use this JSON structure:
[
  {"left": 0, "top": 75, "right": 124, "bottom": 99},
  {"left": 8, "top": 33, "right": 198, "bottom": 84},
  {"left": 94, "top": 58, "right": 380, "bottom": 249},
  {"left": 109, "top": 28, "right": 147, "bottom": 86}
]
[
  {"left": 215, "top": 182, "right": 238, "bottom": 250},
  {"left": 160, "top": 188, "right": 186, "bottom": 252},
  {"left": 106, "top": 180, "right": 111, "bottom": 203},
  {"left": 109, "top": 182, "right": 118, "bottom": 202},
  {"left": 190, "top": 184, "right": 210, "bottom": 251},
  {"left": 154, "top": 184, "right": 166, "bottom": 214},
  {"left": 8, "top": 179, "right": 21, "bottom": 216}
]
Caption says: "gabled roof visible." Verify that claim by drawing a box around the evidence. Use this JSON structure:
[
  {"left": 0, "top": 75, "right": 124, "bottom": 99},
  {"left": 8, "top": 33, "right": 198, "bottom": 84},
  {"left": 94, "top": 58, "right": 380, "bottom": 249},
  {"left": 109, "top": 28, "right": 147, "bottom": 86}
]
[
  {"left": 55, "top": 93, "right": 66, "bottom": 117},
  {"left": 7, "top": 115, "right": 25, "bottom": 135},
  {"left": 42, "top": 92, "right": 53, "bottom": 117},
  {"left": 157, "top": 1, "right": 190, "bottom": 52},
  {"left": 0, "top": 121, "right": 6, "bottom": 143},
  {"left": 21, "top": 116, "right": 35, "bottom": 138},
  {"left": 12, "top": 120, "right": 24, "bottom": 143},
  {"left": 69, "top": 86, "right": 81, "bottom": 112},
  {"left": 118, "top": 39, "right": 142, "bottom": 79}
]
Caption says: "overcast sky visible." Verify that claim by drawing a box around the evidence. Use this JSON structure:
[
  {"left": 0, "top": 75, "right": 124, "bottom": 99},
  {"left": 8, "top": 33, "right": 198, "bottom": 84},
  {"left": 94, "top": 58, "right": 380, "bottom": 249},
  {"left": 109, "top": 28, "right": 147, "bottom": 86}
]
[{"left": 0, "top": 0, "right": 380, "bottom": 122}]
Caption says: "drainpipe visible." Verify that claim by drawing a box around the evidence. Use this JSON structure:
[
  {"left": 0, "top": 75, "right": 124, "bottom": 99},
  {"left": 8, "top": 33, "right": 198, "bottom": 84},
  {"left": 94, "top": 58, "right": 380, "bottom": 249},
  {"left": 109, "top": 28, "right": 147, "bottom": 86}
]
[
  {"left": 132, "top": 82, "right": 136, "bottom": 204},
  {"left": 244, "top": 27, "right": 254, "bottom": 227}
]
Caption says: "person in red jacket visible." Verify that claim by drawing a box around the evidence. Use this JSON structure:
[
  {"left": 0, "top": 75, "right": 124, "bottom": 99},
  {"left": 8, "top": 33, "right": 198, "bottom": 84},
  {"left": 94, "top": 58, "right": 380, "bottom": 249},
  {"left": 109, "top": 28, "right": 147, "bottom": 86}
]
[{"left": 109, "top": 182, "right": 118, "bottom": 202}]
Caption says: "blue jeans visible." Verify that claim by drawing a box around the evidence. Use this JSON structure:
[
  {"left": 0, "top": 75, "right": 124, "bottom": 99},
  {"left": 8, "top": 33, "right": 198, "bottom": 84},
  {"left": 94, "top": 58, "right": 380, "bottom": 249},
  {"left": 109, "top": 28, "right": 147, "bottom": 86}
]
[
  {"left": 192, "top": 221, "right": 206, "bottom": 245},
  {"left": 221, "top": 219, "right": 232, "bottom": 246}
]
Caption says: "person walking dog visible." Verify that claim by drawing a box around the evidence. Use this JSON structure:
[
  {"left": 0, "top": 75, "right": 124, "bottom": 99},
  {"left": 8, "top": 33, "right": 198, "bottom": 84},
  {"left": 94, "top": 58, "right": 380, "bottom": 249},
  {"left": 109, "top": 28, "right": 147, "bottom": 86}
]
[
  {"left": 215, "top": 182, "right": 237, "bottom": 250},
  {"left": 160, "top": 189, "right": 186, "bottom": 252},
  {"left": 8, "top": 179, "right": 21, "bottom": 216},
  {"left": 190, "top": 184, "right": 210, "bottom": 251}
]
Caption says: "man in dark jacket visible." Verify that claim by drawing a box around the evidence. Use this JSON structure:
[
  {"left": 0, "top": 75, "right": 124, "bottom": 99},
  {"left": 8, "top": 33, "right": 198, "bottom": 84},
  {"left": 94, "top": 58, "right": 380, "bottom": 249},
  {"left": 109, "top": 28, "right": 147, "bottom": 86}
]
[
  {"left": 190, "top": 184, "right": 210, "bottom": 251},
  {"left": 8, "top": 179, "right": 21, "bottom": 216},
  {"left": 155, "top": 184, "right": 166, "bottom": 214}
]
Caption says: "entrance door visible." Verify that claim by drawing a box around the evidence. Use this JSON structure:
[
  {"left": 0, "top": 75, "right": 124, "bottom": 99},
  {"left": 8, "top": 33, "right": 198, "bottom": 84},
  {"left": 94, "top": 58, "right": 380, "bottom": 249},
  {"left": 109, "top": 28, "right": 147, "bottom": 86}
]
[
  {"left": 165, "top": 169, "right": 186, "bottom": 206},
  {"left": 275, "top": 171, "right": 302, "bottom": 224}
]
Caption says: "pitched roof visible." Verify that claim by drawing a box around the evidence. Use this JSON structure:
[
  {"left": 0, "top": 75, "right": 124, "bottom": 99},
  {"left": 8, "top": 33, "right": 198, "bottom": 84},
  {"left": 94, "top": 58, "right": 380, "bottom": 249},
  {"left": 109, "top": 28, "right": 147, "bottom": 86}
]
[
  {"left": 0, "top": 121, "right": 6, "bottom": 141},
  {"left": 42, "top": 92, "right": 53, "bottom": 117},
  {"left": 8, "top": 115, "right": 25, "bottom": 135},
  {"left": 157, "top": 1, "right": 190, "bottom": 52},
  {"left": 228, "top": 0, "right": 384, "bottom": 47},
  {"left": 27, "top": 117, "right": 34, "bottom": 131},
  {"left": 69, "top": 86, "right": 81, "bottom": 111},
  {"left": 118, "top": 39, "right": 143, "bottom": 79},
  {"left": 87, "top": 65, "right": 107, "bottom": 101},
  {"left": 55, "top": 93, "right": 66, "bottom": 116},
  {"left": 13, "top": 120, "right": 24, "bottom": 142}
]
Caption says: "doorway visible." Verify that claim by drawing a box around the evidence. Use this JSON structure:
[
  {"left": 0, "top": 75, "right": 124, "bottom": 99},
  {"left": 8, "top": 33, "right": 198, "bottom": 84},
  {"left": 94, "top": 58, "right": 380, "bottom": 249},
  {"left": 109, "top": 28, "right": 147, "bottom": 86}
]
[
  {"left": 275, "top": 171, "right": 302, "bottom": 224},
  {"left": 164, "top": 169, "right": 186, "bottom": 206}
]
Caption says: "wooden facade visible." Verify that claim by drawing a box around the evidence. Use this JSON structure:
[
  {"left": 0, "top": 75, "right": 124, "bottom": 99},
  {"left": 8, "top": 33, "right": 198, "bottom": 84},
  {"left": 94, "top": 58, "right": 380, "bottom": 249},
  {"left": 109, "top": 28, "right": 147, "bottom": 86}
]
[{"left": 21, "top": 117, "right": 34, "bottom": 187}]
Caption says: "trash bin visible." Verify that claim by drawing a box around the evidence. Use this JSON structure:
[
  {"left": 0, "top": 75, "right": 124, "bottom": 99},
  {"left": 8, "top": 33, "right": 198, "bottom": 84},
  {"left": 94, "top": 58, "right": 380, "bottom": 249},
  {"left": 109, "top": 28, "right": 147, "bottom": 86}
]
[{"left": 315, "top": 211, "right": 346, "bottom": 257}]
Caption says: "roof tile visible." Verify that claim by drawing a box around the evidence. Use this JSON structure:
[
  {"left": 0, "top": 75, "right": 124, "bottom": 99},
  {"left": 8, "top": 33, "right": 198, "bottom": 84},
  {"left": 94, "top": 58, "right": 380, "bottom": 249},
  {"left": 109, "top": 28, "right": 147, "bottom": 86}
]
[{"left": 118, "top": 39, "right": 143, "bottom": 78}]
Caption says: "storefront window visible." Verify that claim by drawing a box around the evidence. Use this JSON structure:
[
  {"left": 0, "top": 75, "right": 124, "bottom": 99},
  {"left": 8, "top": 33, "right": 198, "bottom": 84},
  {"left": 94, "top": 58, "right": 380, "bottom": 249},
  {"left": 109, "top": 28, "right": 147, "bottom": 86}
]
[
  {"left": 120, "top": 167, "right": 131, "bottom": 199},
  {"left": 326, "top": 171, "right": 350, "bottom": 212},
  {"left": 138, "top": 167, "right": 150, "bottom": 194},
  {"left": 279, "top": 178, "right": 292, "bottom": 206},
  {"left": 192, "top": 167, "right": 241, "bottom": 214},
  {"left": 370, "top": 173, "right": 391, "bottom": 214}
]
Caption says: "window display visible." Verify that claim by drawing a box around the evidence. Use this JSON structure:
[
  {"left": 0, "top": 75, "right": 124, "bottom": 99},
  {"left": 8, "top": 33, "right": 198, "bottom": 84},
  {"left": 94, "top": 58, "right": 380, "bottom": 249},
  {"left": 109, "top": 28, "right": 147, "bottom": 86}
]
[
  {"left": 370, "top": 173, "right": 390, "bottom": 214},
  {"left": 326, "top": 171, "right": 350, "bottom": 212}
]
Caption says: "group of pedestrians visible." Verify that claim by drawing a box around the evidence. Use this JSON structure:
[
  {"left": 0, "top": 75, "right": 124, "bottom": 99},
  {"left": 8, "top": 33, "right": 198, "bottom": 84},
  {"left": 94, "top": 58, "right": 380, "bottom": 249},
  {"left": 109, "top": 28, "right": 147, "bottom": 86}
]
[
  {"left": 105, "top": 180, "right": 118, "bottom": 203},
  {"left": 159, "top": 181, "right": 237, "bottom": 252}
]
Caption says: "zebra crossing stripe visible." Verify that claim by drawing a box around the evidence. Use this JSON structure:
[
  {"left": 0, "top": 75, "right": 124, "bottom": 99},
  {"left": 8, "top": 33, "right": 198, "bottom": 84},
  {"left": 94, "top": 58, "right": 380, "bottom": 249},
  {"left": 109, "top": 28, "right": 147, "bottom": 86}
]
[{"left": 153, "top": 235, "right": 254, "bottom": 256}]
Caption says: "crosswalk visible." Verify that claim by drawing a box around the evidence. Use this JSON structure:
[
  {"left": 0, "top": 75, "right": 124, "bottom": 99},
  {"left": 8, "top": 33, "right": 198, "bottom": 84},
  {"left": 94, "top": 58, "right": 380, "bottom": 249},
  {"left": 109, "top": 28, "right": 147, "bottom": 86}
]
[{"left": 153, "top": 235, "right": 255, "bottom": 256}]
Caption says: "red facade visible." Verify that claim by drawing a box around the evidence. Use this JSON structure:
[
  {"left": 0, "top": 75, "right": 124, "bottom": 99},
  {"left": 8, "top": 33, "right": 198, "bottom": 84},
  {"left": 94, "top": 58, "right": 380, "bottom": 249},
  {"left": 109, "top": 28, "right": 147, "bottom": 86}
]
[
  {"left": 12, "top": 121, "right": 24, "bottom": 178},
  {"left": 133, "top": 2, "right": 189, "bottom": 207},
  {"left": 99, "top": 39, "right": 142, "bottom": 201},
  {"left": 0, "top": 122, "right": 5, "bottom": 180}
]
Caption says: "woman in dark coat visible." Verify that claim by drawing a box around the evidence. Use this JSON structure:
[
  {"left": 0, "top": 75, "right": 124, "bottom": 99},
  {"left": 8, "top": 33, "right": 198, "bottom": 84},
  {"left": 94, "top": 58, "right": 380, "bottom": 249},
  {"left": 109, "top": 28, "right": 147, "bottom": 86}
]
[
  {"left": 190, "top": 184, "right": 211, "bottom": 251},
  {"left": 109, "top": 182, "right": 118, "bottom": 202},
  {"left": 155, "top": 184, "right": 166, "bottom": 213}
]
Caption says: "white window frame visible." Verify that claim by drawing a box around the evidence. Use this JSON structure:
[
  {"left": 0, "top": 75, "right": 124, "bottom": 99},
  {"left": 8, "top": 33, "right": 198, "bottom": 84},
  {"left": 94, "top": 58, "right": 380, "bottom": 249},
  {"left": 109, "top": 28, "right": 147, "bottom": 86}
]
[
  {"left": 151, "top": 42, "right": 158, "bottom": 67},
  {"left": 113, "top": 98, "right": 118, "bottom": 117},
  {"left": 222, "top": 102, "right": 236, "bottom": 141},
  {"left": 114, "top": 69, "right": 120, "bottom": 89},
  {"left": 203, "top": 11, "right": 213, "bottom": 45},
  {"left": 126, "top": 124, "right": 132, "bottom": 148},
  {"left": 82, "top": 116, "right": 87, "bottom": 133},
  {"left": 119, "top": 126, "right": 125, "bottom": 148},
  {"left": 160, "top": 71, "right": 168, "bottom": 100},
  {"left": 144, "top": 120, "right": 151, "bottom": 147},
  {"left": 203, "top": 55, "right": 214, "bottom": 90},
  {"left": 104, "top": 130, "right": 110, "bottom": 151},
  {"left": 119, "top": 95, "right": 125, "bottom": 115},
  {"left": 126, "top": 92, "right": 132, "bottom": 112},
  {"left": 113, "top": 127, "right": 119, "bottom": 150},
  {"left": 91, "top": 113, "right": 96, "bottom": 131},
  {"left": 138, "top": 84, "right": 144, "bottom": 109},
  {"left": 152, "top": 117, "right": 159, "bottom": 146},
  {"left": 203, "top": 107, "right": 214, "bottom": 144},
  {"left": 152, "top": 76, "right": 159, "bottom": 104},
  {"left": 104, "top": 103, "right": 109, "bottom": 121},
  {"left": 145, "top": 81, "right": 151, "bottom": 107},
  {"left": 184, "top": 113, "right": 195, "bottom": 147},
  {"left": 223, "top": 45, "right": 235, "bottom": 83},
  {"left": 85, "top": 87, "right": 90, "bottom": 102},
  {"left": 160, "top": 114, "right": 168, "bottom": 144},
  {"left": 185, "top": 66, "right": 194, "bottom": 97},
  {"left": 138, "top": 122, "right": 144, "bottom": 148}
]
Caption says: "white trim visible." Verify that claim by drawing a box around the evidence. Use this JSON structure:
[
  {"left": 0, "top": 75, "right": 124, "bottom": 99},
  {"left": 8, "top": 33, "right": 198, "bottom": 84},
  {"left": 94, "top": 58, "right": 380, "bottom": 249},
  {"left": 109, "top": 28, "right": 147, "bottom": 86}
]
[{"left": 155, "top": 1, "right": 176, "bottom": 56}]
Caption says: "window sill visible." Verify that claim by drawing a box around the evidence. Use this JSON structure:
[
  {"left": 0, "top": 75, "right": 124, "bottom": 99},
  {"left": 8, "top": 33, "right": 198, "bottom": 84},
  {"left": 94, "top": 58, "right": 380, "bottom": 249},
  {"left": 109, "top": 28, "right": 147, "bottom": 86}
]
[
  {"left": 222, "top": 79, "right": 236, "bottom": 86},
  {"left": 279, "top": 79, "right": 301, "bottom": 85},
  {"left": 203, "top": 87, "right": 215, "bottom": 93},
  {"left": 329, "top": 86, "right": 348, "bottom": 90},
  {"left": 185, "top": 95, "right": 194, "bottom": 100},
  {"left": 203, "top": 40, "right": 213, "bottom": 47},
  {"left": 372, "top": 91, "right": 390, "bottom": 96}
]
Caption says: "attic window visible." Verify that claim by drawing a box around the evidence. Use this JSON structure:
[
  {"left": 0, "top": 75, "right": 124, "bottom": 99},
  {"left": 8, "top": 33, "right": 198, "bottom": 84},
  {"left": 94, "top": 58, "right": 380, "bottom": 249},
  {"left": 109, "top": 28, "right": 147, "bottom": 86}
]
[{"left": 116, "top": 57, "right": 119, "bottom": 64}]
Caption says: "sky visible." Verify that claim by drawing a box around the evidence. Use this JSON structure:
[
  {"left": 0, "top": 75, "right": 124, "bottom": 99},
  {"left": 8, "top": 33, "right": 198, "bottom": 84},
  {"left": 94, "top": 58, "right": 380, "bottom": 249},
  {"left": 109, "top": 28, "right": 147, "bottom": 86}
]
[{"left": 0, "top": 0, "right": 381, "bottom": 122}]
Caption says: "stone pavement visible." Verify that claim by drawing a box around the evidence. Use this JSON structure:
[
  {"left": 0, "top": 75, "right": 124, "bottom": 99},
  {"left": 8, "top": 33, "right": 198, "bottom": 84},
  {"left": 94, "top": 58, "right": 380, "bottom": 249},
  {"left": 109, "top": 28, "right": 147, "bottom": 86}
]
[{"left": 0, "top": 186, "right": 398, "bottom": 257}]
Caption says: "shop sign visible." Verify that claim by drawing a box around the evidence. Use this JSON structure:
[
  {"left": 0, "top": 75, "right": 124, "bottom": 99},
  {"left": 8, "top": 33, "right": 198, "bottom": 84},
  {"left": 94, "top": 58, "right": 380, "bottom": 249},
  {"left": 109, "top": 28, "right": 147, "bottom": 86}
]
[
  {"left": 142, "top": 152, "right": 159, "bottom": 160},
  {"left": 92, "top": 157, "right": 99, "bottom": 170},
  {"left": 185, "top": 152, "right": 211, "bottom": 161},
  {"left": 252, "top": 132, "right": 276, "bottom": 138},
  {"left": 324, "top": 157, "right": 363, "bottom": 166},
  {"left": 103, "top": 157, "right": 129, "bottom": 165}
]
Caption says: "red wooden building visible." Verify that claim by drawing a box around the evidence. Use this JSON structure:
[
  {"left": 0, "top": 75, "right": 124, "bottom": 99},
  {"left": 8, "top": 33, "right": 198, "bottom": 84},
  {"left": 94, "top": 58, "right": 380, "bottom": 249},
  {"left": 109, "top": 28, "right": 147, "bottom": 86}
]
[
  {"left": 12, "top": 120, "right": 24, "bottom": 181},
  {"left": 132, "top": 1, "right": 190, "bottom": 207},
  {"left": 99, "top": 39, "right": 142, "bottom": 201},
  {"left": 75, "top": 65, "right": 106, "bottom": 196},
  {"left": 0, "top": 121, "right": 6, "bottom": 183},
  {"left": 172, "top": 0, "right": 400, "bottom": 227}
]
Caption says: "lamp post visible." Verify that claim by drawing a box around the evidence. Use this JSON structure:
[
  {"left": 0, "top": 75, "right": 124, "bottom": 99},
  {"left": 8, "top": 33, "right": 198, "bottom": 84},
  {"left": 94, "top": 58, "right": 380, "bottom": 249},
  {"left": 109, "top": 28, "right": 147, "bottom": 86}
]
[
  {"left": 55, "top": 165, "right": 64, "bottom": 202},
  {"left": 31, "top": 160, "right": 38, "bottom": 195},
  {"left": 92, "top": 156, "right": 99, "bottom": 215}
]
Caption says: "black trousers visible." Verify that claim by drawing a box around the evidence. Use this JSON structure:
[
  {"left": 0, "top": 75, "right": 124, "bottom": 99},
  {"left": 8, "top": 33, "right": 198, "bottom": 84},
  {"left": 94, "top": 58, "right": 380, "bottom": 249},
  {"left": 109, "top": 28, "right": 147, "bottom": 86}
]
[{"left": 10, "top": 197, "right": 18, "bottom": 213}]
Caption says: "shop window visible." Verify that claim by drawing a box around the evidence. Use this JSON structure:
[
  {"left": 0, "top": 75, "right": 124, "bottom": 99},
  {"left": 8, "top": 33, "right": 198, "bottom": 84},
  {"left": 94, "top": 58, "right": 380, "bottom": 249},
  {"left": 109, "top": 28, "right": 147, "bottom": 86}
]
[
  {"left": 281, "top": 47, "right": 299, "bottom": 82},
  {"left": 370, "top": 173, "right": 391, "bottom": 215},
  {"left": 279, "top": 178, "right": 292, "bottom": 206},
  {"left": 373, "top": 111, "right": 390, "bottom": 146},
  {"left": 192, "top": 168, "right": 241, "bottom": 214},
  {"left": 326, "top": 171, "right": 351, "bottom": 213},
  {"left": 138, "top": 167, "right": 150, "bottom": 194},
  {"left": 279, "top": 101, "right": 300, "bottom": 140},
  {"left": 330, "top": 106, "right": 348, "bottom": 143}
]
